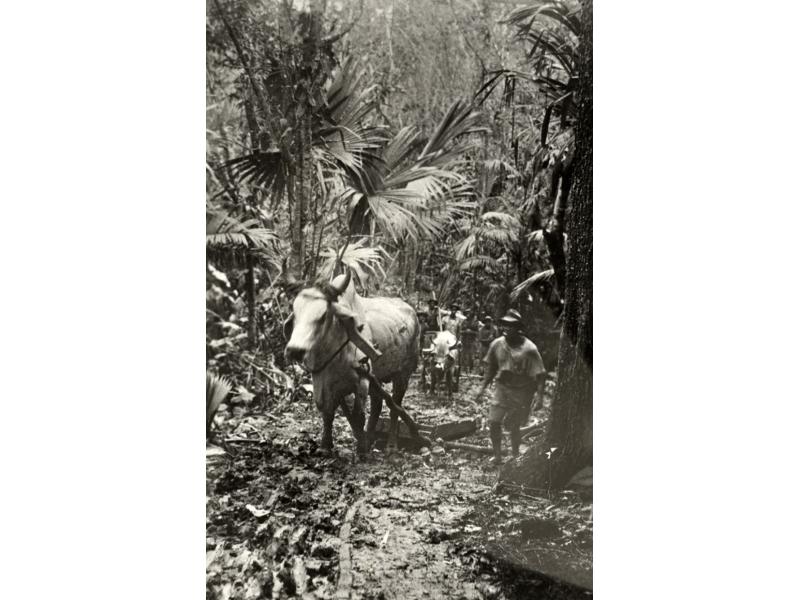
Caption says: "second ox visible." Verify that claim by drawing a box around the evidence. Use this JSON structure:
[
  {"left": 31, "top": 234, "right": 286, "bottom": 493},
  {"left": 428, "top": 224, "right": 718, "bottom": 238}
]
[
  {"left": 422, "top": 330, "right": 460, "bottom": 398},
  {"left": 284, "top": 269, "right": 419, "bottom": 454}
]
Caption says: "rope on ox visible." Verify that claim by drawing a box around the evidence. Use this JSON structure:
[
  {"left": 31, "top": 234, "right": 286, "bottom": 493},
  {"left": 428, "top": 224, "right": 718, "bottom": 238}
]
[{"left": 354, "top": 365, "right": 433, "bottom": 447}]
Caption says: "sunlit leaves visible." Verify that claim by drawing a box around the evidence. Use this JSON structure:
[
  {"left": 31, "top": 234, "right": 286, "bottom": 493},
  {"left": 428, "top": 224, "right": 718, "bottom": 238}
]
[
  {"left": 509, "top": 268, "right": 555, "bottom": 301},
  {"left": 343, "top": 100, "right": 482, "bottom": 245},
  {"left": 206, "top": 210, "right": 279, "bottom": 250},
  {"left": 207, "top": 372, "right": 233, "bottom": 436},
  {"left": 317, "top": 238, "right": 389, "bottom": 287}
]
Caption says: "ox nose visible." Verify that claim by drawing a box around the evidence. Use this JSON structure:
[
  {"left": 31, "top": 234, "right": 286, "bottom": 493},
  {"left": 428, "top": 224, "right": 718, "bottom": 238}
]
[{"left": 285, "top": 346, "right": 306, "bottom": 363}]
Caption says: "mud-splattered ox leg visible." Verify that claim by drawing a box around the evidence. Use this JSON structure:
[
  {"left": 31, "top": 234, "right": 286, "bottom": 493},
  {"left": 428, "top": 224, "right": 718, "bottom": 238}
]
[
  {"left": 342, "top": 382, "right": 368, "bottom": 455},
  {"left": 366, "top": 380, "right": 383, "bottom": 450},
  {"left": 320, "top": 405, "right": 336, "bottom": 454},
  {"left": 388, "top": 377, "right": 409, "bottom": 450}
]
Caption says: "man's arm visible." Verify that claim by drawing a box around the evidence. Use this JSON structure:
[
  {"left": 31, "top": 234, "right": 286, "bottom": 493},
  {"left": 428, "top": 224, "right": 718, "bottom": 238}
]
[
  {"left": 532, "top": 373, "right": 547, "bottom": 410},
  {"left": 474, "top": 358, "right": 498, "bottom": 400}
]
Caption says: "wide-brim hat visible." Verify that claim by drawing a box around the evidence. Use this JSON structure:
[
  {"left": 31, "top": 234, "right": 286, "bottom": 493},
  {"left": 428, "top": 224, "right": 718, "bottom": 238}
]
[{"left": 499, "top": 309, "right": 523, "bottom": 327}]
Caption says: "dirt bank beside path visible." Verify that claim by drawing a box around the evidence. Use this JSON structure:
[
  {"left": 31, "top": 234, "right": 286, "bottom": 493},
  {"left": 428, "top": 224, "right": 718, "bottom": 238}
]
[{"left": 207, "top": 375, "right": 592, "bottom": 599}]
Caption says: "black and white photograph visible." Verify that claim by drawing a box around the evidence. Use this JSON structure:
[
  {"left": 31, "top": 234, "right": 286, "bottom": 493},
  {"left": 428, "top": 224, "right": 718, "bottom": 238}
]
[
  {"left": 8, "top": 1, "right": 800, "bottom": 599},
  {"left": 206, "top": 0, "right": 592, "bottom": 597},
  {"left": 7, "top": 0, "right": 800, "bottom": 597}
]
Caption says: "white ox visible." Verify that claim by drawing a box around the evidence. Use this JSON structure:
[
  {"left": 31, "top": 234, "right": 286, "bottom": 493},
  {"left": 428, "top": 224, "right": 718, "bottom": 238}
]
[{"left": 284, "top": 269, "right": 420, "bottom": 454}]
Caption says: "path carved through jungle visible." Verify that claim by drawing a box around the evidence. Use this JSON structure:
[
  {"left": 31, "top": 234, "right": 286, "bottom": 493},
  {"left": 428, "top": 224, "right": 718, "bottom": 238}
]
[{"left": 207, "top": 372, "right": 592, "bottom": 599}]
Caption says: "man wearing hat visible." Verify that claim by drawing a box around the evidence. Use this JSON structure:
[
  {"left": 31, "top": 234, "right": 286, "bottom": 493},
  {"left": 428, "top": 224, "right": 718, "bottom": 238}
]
[
  {"left": 473, "top": 309, "right": 546, "bottom": 465},
  {"left": 441, "top": 303, "right": 462, "bottom": 338}
]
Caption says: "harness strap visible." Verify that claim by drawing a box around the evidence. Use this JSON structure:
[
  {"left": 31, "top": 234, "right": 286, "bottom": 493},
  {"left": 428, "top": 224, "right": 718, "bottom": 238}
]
[{"left": 308, "top": 337, "right": 351, "bottom": 375}]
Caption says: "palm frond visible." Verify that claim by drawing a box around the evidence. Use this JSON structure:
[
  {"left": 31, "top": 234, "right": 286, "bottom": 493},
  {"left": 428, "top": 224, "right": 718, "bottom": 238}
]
[
  {"left": 453, "top": 233, "right": 477, "bottom": 262},
  {"left": 458, "top": 255, "right": 500, "bottom": 271},
  {"left": 207, "top": 372, "right": 233, "bottom": 436},
  {"left": 226, "top": 55, "right": 384, "bottom": 197},
  {"left": 206, "top": 211, "right": 279, "bottom": 249},
  {"left": 317, "top": 239, "right": 389, "bottom": 287},
  {"left": 480, "top": 228, "right": 519, "bottom": 247},
  {"left": 527, "top": 229, "right": 545, "bottom": 243},
  {"left": 510, "top": 268, "right": 555, "bottom": 301},
  {"left": 344, "top": 120, "right": 476, "bottom": 244},
  {"left": 225, "top": 148, "right": 288, "bottom": 198},
  {"left": 418, "top": 99, "right": 486, "bottom": 166},
  {"left": 482, "top": 211, "right": 519, "bottom": 228},
  {"left": 504, "top": 2, "right": 581, "bottom": 39}
]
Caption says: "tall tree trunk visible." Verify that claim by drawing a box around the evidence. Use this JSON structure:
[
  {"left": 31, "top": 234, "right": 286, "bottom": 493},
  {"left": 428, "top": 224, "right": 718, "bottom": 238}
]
[
  {"left": 542, "top": 157, "right": 573, "bottom": 300},
  {"left": 290, "top": 124, "right": 306, "bottom": 277},
  {"left": 245, "top": 253, "right": 257, "bottom": 347},
  {"left": 502, "top": 0, "right": 592, "bottom": 490}
]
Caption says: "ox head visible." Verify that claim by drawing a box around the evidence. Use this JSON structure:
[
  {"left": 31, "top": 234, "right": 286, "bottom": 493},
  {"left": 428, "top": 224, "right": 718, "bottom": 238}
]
[
  {"left": 430, "top": 331, "right": 459, "bottom": 375},
  {"left": 283, "top": 268, "right": 355, "bottom": 367}
]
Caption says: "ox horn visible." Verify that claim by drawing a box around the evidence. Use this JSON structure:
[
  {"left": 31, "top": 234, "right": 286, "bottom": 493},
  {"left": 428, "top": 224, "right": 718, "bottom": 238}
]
[{"left": 329, "top": 267, "right": 351, "bottom": 297}]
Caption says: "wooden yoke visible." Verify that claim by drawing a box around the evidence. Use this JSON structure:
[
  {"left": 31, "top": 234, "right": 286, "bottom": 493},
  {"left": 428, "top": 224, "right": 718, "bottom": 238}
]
[{"left": 331, "top": 302, "right": 383, "bottom": 364}]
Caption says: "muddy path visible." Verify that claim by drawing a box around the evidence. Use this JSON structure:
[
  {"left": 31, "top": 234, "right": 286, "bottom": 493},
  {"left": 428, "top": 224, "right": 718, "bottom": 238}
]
[{"left": 207, "top": 373, "right": 592, "bottom": 599}]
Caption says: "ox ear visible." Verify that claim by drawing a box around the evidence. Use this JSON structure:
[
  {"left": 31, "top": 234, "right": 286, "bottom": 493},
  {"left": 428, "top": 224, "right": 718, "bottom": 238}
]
[
  {"left": 282, "top": 315, "right": 294, "bottom": 341},
  {"left": 330, "top": 302, "right": 382, "bottom": 363}
]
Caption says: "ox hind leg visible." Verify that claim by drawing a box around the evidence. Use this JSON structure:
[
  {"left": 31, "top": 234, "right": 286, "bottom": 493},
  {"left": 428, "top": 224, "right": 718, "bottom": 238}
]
[
  {"left": 366, "top": 381, "right": 383, "bottom": 451},
  {"left": 446, "top": 369, "right": 453, "bottom": 402},
  {"left": 387, "top": 376, "right": 410, "bottom": 451}
]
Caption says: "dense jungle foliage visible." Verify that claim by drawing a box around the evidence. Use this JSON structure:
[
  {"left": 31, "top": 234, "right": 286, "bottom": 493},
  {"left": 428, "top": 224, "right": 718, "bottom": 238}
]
[{"left": 207, "top": 0, "right": 591, "bottom": 487}]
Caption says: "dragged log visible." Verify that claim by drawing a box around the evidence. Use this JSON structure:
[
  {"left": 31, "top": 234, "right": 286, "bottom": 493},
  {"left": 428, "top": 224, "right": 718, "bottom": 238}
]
[
  {"left": 439, "top": 441, "right": 494, "bottom": 454},
  {"left": 371, "top": 417, "right": 479, "bottom": 451}
]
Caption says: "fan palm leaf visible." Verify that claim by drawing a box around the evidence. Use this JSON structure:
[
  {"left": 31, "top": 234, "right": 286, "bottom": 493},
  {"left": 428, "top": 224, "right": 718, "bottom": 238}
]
[
  {"left": 206, "top": 211, "right": 278, "bottom": 249},
  {"left": 344, "top": 100, "right": 482, "bottom": 243},
  {"left": 226, "top": 56, "right": 384, "bottom": 200},
  {"left": 317, "top": 238, "right": 389, "bottom": 287}
]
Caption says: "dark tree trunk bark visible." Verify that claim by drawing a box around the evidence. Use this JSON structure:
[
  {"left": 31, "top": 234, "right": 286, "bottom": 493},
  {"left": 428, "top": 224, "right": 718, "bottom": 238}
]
[
  {"left": 289, "top": 123, "right": 306, "bottom": 278},
  {"left": 502, "top": 0, "right": 592, "bottom": 491},
  {"left": 542, "top": 157, "right": 573, "bottom": 300}
]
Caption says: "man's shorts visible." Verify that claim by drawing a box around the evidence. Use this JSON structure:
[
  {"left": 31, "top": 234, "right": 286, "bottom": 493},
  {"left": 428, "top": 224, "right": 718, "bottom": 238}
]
[
  {"left": 488, "top": 402, "right": 528, "bottom": 430},
  {"left": 487, "top": 383, "right": 533, "bottom": 430}
]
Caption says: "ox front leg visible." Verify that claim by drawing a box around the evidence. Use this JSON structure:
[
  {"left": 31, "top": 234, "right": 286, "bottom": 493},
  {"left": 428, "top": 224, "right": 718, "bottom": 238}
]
[
  {"left": 320, "top": 408, "right": 336, "bottom": 455},
  {"left": 344, "top": 385, "right": 369, "bottom": 458}
]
